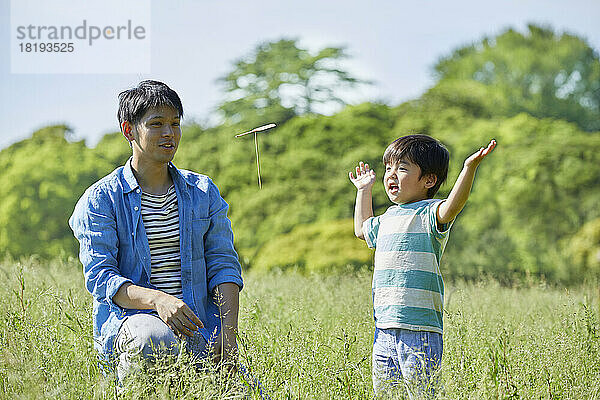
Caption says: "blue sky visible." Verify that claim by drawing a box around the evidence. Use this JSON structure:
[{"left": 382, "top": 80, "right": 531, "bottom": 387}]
[{"left": 1, "top": 0, "right": 599, "bottom": 149}]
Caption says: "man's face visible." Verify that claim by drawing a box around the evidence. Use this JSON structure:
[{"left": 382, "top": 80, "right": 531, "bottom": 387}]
[
  {"left": 130, "top": 105, "right": 181, "bottom": 165},
  {"left": 383, "top": 158, "right": 432, "bottom": 204}
]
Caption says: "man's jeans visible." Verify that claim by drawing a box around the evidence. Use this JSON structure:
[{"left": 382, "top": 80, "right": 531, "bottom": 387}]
[
  {"left": 114, "top": 313, "right": 208, "bottom": 383},
  {"left": 372, "top": 327, "right": 443, "bottom": 399}
]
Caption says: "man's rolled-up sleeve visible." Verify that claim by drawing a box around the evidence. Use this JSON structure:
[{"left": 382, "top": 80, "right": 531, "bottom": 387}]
[
  {"left": 204, "top": 181, "right": 243, "bottom": 294},
  {"left": 69, "top": 188, "right": 132, "bottom": 311}
]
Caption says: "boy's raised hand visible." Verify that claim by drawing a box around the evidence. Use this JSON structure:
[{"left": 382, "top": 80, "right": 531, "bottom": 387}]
[
  {"left": 349, "top": 161, "right": 376, "bottom": 190},
  {"left": 437, "top": 139, "right": 497, "bottom": 225},
  {"left": 464, "top": 139, "right": 497, "bottom": 169}
]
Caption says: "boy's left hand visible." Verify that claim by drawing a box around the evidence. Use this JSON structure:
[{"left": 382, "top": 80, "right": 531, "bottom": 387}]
[{"left": 464, "top": 139, "right": 496, "bottom": 169}]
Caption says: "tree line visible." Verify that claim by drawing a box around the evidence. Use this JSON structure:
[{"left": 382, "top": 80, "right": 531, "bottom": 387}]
[{"left": 1, "top": 24, "right": 599, "bottom": 284}]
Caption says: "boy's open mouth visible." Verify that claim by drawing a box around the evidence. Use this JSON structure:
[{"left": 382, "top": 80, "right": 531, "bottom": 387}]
[{"left": 388, "top": 183, "right": 399, "bottom": 193}]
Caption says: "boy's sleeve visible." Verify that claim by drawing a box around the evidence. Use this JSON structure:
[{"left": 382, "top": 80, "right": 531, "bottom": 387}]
[
  {"left": 428, "top": 200, "right": 454, "bottom": 242},
  {"left": 362, "top": 215, "right": 381, "bottom": 249}
]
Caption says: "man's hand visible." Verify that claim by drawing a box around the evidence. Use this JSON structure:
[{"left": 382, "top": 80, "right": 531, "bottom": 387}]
[
  {"left": 464, "top": 139, "right": 496, "bottom": 170},
  {"left": 349, "top": 161, "right": 376, "bottom": 191},
  {"left": 113, "top": 283, "right": 204, "bottom": 337},
  {"left": 152, "top": 292, "right": 204, "bottom": 337}
]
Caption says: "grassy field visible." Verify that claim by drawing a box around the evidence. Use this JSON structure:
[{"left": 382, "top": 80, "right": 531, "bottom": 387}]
[{"left": 1, "top": 257, "right": 599, "bottom": 399}]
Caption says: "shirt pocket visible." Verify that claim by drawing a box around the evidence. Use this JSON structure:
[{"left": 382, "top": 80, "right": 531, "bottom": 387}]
[{"left": 191, "top": 217, "right": 210, "bottom": 261}]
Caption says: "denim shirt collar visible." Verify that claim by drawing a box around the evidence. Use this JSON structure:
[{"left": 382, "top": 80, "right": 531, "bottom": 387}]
[
  {"left": 122, "top": 158, "right": 139, "bottom": 193},
  {"left": 121, "top": 157, "right": 194, "bottom": 193}
]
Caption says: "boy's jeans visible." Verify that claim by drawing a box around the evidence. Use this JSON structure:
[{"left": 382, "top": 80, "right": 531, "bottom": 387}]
[{"left": 372, "top": 327, "right": 443, "bottom": 399}]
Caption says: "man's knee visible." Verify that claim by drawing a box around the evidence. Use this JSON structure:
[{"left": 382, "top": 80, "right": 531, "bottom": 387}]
[
  {"left": 138, "top": 324, "right": 179, "bottom": 360},
  {"left": 118, "top": 314, "right": 180, "bottom": 361}
]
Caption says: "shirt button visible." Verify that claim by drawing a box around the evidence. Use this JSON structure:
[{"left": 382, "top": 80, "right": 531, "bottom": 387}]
[
  {"left": 136, "top": 189, "right": 141, "bottom": 193},
  {"left": 131, "top": 232, "right": 134, "bottom": 236},
  {"left": 134, "top": 206, "right": 139, "bottom": 211}
]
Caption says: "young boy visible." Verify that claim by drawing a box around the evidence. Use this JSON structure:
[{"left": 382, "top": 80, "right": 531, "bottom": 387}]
[{"left": 349, "top": 134, "right": 496, "bottom": 397}]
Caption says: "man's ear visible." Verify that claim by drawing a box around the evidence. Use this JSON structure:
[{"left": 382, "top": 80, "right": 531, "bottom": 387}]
[
  {"left": 423, "top": 173, "right": 437, "bottom": 189},
  {"left": 121, "top": 121, "right": 134, "bottom": 143}
]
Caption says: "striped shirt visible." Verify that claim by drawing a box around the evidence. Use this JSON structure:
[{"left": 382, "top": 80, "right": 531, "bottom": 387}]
[
  {"left": 362, "top": 199, "right": 453, "bottom": 334},
  {"left": 140, "top": 185, "right": 183, "bottom": 299}
]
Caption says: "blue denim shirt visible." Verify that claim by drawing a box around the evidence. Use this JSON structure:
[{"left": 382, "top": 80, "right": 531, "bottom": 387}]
[{"left": 69, "top": 159, "right": 243, "bottom": 358}]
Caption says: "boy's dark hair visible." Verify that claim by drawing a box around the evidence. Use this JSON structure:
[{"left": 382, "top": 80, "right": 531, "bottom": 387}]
[
  {"left": 117, "top": 80, "right": 184, "bottom": 128},
  {"left": 383, "top": 134, "right": 449, "bottom": 198}
]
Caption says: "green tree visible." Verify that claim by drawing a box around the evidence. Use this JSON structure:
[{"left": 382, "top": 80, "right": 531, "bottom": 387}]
[
  {"left": 433, "top": 24, "right": 600, "bottom": 131},
  {"left": 433, "top": 114, "right": 600, "bottom": 283},
  {"left": 0, "top": 125, "right": 115, "bottom": 258},
  {"left": 175, "top": 102, "right": 396, "bottom": 265},
  {"left": 217, "top": 38, "right": 368, "bottom": 127},
  {"left": 93, "top": 131, "right": 131, "bottom": 167},
  {"left": 252, "top": 219, "right": 373, "bottom": 272},
  {"left": 3, "top": 28, "right": 600, "bottom": 284},
  {"left": 566, "top": 218, "right": 600, "bottom": 277}
]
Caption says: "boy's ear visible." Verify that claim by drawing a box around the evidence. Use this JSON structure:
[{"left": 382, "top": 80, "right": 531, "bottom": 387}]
[{"left": 423, "top": 173, "right": 437, "bottom": 189}]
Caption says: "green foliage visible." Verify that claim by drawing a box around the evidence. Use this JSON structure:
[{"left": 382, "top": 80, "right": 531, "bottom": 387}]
[
  {"left": 2, "top": 106, "right": 599, "bottom": 284},
  {"left": 94, "top": 131, "right": 132, "bottom": 167},
  {"left": 1, "top": 26, "right": 599, "bottom": 284},
  {"left": 567, "top": 218, "right": 600, "bottom": 277},
  {"left": 436, "top": 114, "right": 600, "bottom": 283},
  {"left": 420, "top": 79, "right": 511, "bottom": 118},
  {"left": 390, "top": 101, "right": 600, "bottom": 283},
  {"left": 434, "top": 24, "right": 600, "bottom": 131},
  {"left": 252, "top": 219, "right": 373, "bottom": 273},
  {"left": 0, "top": 126, "right": 116, "bottom": 259},
  {"left": 174, "top": 102, "right": 397, "bottom": 264},
  {"left": 178, "top": 95, "right": 600, "bottom": 282},
  {"left": 217, "top": 38, "right": 368, "bottom": 127}
]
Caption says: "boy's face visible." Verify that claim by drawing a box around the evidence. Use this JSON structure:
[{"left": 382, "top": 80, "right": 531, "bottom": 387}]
[
  {"left": 384, "top": 158, "right": 435, "bottom": 204},
  {"left": 127, "top": 105, "right": 181, "bottom": 166}
]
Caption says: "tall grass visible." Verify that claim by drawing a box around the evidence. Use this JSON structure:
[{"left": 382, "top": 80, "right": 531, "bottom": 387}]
[{"left": 1, "top": 258, "right": 599, "bottom": 399}]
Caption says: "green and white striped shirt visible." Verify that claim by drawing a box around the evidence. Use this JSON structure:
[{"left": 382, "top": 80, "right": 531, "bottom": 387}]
[{"left": 363, "top": 199, "right": 452, "bottom": 334}]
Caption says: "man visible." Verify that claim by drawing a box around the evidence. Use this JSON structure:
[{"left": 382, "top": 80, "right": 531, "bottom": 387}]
[{"left": 69, "top": 80, "right": 242, "bottom": 382}]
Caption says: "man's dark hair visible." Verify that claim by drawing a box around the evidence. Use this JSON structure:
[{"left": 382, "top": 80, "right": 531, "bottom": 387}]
[
  {"left": 117, "top": 80, "right": 184, "bottom": 128},
  {"left": 383, "top": 134, "right": 450, "bottom": 198}
]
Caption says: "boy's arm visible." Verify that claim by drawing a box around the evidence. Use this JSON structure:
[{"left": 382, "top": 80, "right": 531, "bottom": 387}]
[
  {"left": 437, "top": 140, "right": 496, "bottom": 225},
  {"left": 349, "top": 161, "right": 376, "bottom": 240}
]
